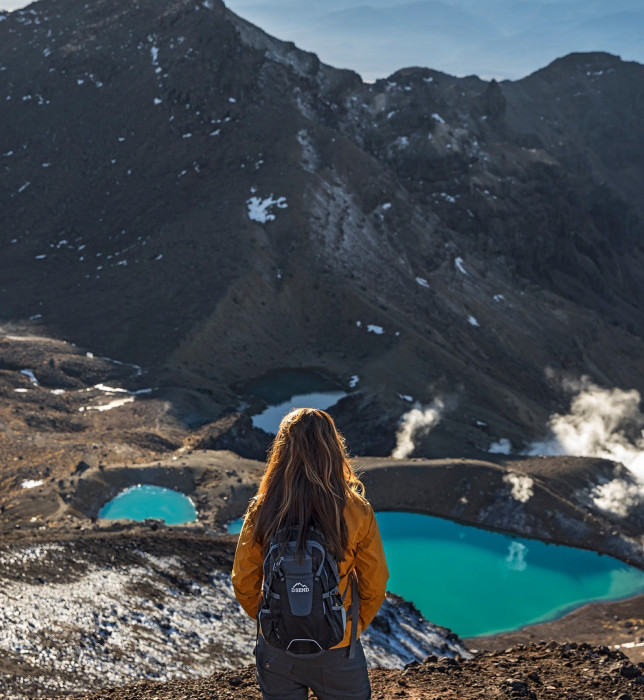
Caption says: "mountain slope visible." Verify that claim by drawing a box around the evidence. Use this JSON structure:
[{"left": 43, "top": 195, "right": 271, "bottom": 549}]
[{"left": 1, "top": 0, "right": 644, "bottom": 454}]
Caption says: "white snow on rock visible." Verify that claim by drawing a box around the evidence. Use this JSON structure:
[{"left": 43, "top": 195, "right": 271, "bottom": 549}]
[
  {"left": 467, "top": 315, "right": 479, "bottom": 327},
  {"left": 431, "top": 112, "right": 445, "bottom": 124},
  {"left": 20, "top": 479, "right": 44, "bottom": 489},
  {"left": 247, "top": 194, "right": 288, "bottom": 223},
  {"left": 493, "top": 294, "right": 505, "bottom": 302},
  {"left": 349, "top": 375, "right": 360, "bottom": 388},
  {"left": 18, "top": 181, "right": 30, "bottom": 193},
  {"left": 455, "top": 257, "right": 468, "bottom": 275},
  {"left": 415, "top": 277, "right": 429, "bottom": 288},
  {"left": 94, "top": 383, "right": 129, "bottom": 394},
  {"left": 362, "top": 593, "right": 470, "bottom": 669},
  {"left": 367, "top": 324, "right": 384, "bottom": 335},
  {"left": 397, "top": 394, "right": 414, "bottom": 402},
  {"left": 0, "top": 551, "right": 254, "bottom": 696},
  {"left": 79, "top": 397, "right": 135, "bottom": 412},
  {"left": 153, "top": 97, "right": 162, "bottom": 105},
  {"left": 0, "top": 544, "right": 468, "bottom": 697},
  {"left": 20, "top": 369, "right": 39, "bottom": 385}
]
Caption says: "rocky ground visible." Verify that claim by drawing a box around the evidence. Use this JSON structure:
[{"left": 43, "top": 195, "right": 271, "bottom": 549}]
[
  {"left": 2, "top": 330, "right": 644, "bottom": 698},
  {"left": 2, "top": 0, "right": 644, "bottom": 696},
  {"left": 0, "top": 529, "right": 469, "bottom": 699},
  {"left": 69, "top": 643, "right": 644, "bottom": 699}
]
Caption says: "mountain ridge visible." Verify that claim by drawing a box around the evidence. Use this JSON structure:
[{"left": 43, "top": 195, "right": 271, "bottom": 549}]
[{"left": 1, "top": 0, "right": 644, "bottom": 455}]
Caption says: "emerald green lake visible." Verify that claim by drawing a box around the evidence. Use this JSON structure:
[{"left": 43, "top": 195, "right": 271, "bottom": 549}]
[
  {"left": 98, "top": 485, "right": 197, "bottom": 525},
  {"left": 227, "top": 511, "right": 644, "bottom": 637}
]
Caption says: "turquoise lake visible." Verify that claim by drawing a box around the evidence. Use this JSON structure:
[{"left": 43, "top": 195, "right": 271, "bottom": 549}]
[
  {"left": 98, "top": 485, "right": 197, "bottom": 525},
  {"left": 244, "top": 370, "right": 347, "bottom": 434},
  {"left": 227, "top": 511, "right": 644, "bottom": 638}
]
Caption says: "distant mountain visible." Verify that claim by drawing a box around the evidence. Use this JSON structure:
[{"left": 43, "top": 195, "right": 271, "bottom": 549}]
[
  {"left": 224, "top": 0, "right": 644, "bottom": 80},
  {"left": 1, "top": 0, "right": 644, "bottom": 455}
]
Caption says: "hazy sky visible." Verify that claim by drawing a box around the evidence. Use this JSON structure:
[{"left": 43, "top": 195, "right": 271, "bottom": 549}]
[{"left": 2, "top": 0, "right": 643, "bottom": 80}]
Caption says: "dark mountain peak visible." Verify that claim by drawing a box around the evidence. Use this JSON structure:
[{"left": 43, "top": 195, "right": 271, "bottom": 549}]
[
  {"left": 521, "top": 51, "right": 638, "bottom": 85},
  {"left": 473, "top": 77, "right": 506, "bottom": 123},
  {"left": 2, "top": 0, "right": 644, "bottom": 455}
]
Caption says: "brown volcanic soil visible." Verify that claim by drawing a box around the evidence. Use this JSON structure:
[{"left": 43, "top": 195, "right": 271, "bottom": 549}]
[
  {"left": 3, "top": 329, "right": 644, "bottom": 695},
  {"left": 467, "top": 593, "right": 644, "bottom": 666},
  {"left": 70, "top": 643, "right": 644, "bottom": 699}
]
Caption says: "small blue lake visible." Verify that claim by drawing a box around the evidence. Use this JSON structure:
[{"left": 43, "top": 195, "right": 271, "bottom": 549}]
[
  {"left": 244, "top": 370, "right": 347, "bottom": 434},
  {"left": 227, "top": 512, "right": 644, "bottom": 638},
  {"left": 98, "top": 485, "right": 197, "bottom": 525}
]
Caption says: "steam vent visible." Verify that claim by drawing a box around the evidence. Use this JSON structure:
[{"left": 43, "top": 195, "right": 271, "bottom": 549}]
[{"left": 1, "top": 0, "right": 644, "bottom": 697}]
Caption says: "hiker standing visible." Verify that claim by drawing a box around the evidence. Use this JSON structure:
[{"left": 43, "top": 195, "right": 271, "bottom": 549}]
[{"left": 232, "top": 408, "right": 388, "bottom": 699}]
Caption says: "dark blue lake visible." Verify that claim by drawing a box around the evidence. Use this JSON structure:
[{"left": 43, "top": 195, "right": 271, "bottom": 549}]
[{"left": 244, "top": 370, "right": 346, "bottom": 434}]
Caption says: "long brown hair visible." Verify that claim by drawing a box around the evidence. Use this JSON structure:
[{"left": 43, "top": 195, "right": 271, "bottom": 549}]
[{"left": 249, "top": 408, "right": 363, "bottom": 561}]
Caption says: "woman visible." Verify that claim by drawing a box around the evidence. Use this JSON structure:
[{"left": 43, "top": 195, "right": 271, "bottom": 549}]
[{"left": 232, "top": 408, "right": 388, "bottom": 700}]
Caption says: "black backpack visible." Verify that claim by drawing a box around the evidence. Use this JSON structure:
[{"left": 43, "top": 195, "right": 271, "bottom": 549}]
[{"left": 258, "top": 527, "right": 359, "bottom": 657}]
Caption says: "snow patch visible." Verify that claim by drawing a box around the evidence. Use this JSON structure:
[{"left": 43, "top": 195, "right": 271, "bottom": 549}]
[
  {"left": 21, "top": 479, "right": 44, "bottom": 489},
  {"left": 79, "top": 397, "right": 135, "bottom": 413},
  {"left": 366, "top": 324, "right": 384, "bottom": 335},
  {"left": 415, "top": 277, "right": 429, "bottom": 288},
  {"left": 20, "top": 369, "right": 39, "bottom": 385},
  {"left": 247, "top": 194, "right": 288, "bottom": 223},
  {"left": 455, "top": 257, "right": 468, "bottom": 274},
  {"left": 349, "top": 375, "right": 360, "bottom": 389}
]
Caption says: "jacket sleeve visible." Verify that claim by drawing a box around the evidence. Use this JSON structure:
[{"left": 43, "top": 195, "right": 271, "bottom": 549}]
[
  {"left": 231, "top": 513, "right": 264, "bottom": 619},
  {"left": 354, "top": 504, "right": 389, "bottom": 632}
]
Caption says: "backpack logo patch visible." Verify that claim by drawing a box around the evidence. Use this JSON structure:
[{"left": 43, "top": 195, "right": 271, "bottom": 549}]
[{"left": 291, "top": 582, "right": 310, "bottom": 593}]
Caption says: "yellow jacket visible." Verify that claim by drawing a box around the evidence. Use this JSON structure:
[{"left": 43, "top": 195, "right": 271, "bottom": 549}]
[{"left": 231, "top": 490, "right": 389, "bottom": 648}]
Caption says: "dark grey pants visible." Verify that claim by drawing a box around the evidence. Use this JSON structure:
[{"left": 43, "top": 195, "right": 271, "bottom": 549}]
[{"left": 255, "top": 636, "right": 371, "bottom": 700}]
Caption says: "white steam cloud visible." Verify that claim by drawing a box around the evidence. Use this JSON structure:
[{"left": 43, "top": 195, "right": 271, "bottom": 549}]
[
  {"left": 527, "top": 377, "right": 644, "bottom": 517},
  {"left": 503, "top": 473, "right": 534, "bottom": 503},
  {"left": 392, "top": 399, "right": 444, "bottom": 459}
]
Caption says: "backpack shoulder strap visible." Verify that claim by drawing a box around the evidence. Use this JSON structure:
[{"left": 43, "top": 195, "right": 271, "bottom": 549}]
[{"left": 349, "top": 569, "right": 359, "bottom": 659}]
